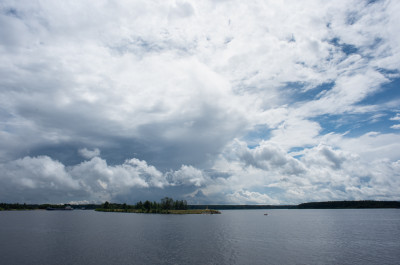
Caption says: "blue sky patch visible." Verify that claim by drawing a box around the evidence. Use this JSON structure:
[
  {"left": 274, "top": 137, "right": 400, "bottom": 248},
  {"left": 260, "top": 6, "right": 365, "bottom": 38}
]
[
  {"left": 282, "top": 81, "right": 335, "bottom": 104},
  {"left": 242, "top": 124, "right": 271, "bottom": 148},
  {"left": 358, "top": 77, "right": 400, "bottom": 106},
  {"left": 329, "top": 38, "right": 359, "bottom": 55},
  {"left": 312, "top": 110, "right": 399, "bottom": 138}
]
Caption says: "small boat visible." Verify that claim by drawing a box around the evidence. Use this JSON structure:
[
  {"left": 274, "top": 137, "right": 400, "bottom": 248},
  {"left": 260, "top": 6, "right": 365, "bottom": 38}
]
[{"left": 264, "top": 213, "right": 268, "bottom": 215}]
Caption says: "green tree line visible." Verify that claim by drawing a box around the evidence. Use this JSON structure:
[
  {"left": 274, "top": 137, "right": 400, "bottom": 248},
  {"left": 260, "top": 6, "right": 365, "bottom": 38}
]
[
  {"left": 98, "top": 197, "right": 188, "bottom": 213},
  {"left": 297, "top": 200, "right": 400, "bottom": 209},
  {"left": 0, "top": 203, "right": 101, "bottom": 211}
]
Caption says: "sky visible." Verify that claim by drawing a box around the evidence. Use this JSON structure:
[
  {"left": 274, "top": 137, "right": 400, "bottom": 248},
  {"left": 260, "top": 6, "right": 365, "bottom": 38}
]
[{"left": 1, "top": 0, "right": 400, "bottom": 205}]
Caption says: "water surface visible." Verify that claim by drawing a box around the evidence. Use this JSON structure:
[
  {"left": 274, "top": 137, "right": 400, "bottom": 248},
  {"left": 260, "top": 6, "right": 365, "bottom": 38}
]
[{"left": 1, "top": 209, "right": 399, "bottom": 264}]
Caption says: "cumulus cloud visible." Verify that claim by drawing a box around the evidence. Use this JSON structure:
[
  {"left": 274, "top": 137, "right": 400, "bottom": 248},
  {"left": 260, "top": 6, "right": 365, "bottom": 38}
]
[
  {"left": 0, "top": 152, "right": 212, "bottom": 203},
  {"left": 234, "top": 140, "right": 305, "bottom": 175},
  {"left": 225, "top": 190, "right": 280, "bottom": 205},
  {"left": 0, "top": 155, "right": 167, "bottom": 203},
  {"left": 201, "top": 139, "right": 400, "bottom": 204},
  {"left": 301, "top": 145, "right": 349, "bottom": 170},
  {"left": 0, "top": 140, "right": 399, "bottom": 204},
  {"left": 0, "top": 156, "right": 82, "bottom": 203},
  {"left": 78, "top": 148, "right": 100, "bottom": 159},
  {"left": 167, "top": 165, "right": 208, "bottom": 187}
]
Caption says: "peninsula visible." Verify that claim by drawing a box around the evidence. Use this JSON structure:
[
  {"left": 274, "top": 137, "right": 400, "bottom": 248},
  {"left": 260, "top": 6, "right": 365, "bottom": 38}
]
[{"left": 95, "top": 197, "right": 221, "bottom": 214}]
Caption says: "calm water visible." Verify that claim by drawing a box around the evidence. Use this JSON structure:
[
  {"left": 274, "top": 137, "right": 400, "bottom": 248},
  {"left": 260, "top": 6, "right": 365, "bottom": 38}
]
[{"left": 0, "top": 209, "right": 399, "bottom": 265}]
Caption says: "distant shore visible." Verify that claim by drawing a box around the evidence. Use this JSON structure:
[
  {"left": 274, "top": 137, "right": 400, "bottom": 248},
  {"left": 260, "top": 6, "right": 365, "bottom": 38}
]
[
  {"left": 1, "top": 200, "right": 399, "bottom": 211},
  {"left": 190, "top": 200, "right": 400, "bottom": 210}
]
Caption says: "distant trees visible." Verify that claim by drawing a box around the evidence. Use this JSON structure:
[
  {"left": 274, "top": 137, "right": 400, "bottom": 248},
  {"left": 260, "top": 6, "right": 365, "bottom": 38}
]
[
  {"left": 137, "top": 197, "right": 187, "bottom": 213},
  {"left": 0, "top": 203, "right": 36, "bottom": 210},
  {"left": 0, "top": 203, "right": 80, "bottom": 210},
  {"left": 161, "top": 197, "right": 173, "bottom": 210},
  {"left": 297, "top": 200, "right": 400, "bottom": 209},
  {"left": 95, "top": 197, "right": 188, "bottom": 213},
  {"left": 143, "top": 200, "right": 151, "bottom": 211}
]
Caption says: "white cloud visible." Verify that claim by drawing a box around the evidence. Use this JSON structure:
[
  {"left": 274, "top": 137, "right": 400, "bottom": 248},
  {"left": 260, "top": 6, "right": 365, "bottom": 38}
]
[
  {"left": 226, "top": 190, "right": 280, "bottom": 205},
  {"left": 295, "top": 71, "right": 388, "bottom": 119},
  {"left": 336, "top": 132, "right": 400, "bottom": 162},
  {"left": 390, "top": 113, "right": 400, "bottom": 129},
  {"left": 390, "top": 114, "right": 400, "bottom": 121},
  {"left": 167, "top": 165, "right": 208, "bottom": 187},
  {"left": 0, "top": 138, "right": 399, "bottom": 204},
  {"left": 0, "top": 155, "right": 167, "bottom": 203},
  {"left": 78, "top": 148, "right": 100, "bottom": 159},
  {"left": 0, "top": 156, "right": 81, "bottom": 203},
  {"left": 201, "top": 137, "right": 400, "bottom": 204},
  {"left": 268, "top": 118, "right": 322, "bottom": 150}
]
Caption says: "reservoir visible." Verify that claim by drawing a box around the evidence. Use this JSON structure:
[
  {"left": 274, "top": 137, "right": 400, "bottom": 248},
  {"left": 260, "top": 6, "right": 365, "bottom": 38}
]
[{"left": 1, "top": 209, "right": 399, "bottom": 264}]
